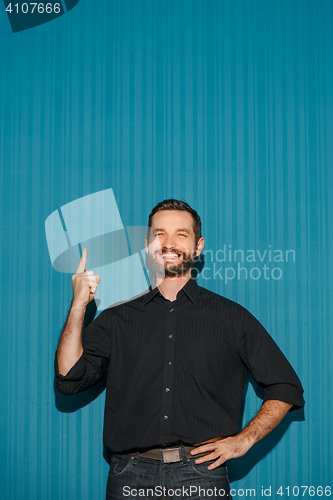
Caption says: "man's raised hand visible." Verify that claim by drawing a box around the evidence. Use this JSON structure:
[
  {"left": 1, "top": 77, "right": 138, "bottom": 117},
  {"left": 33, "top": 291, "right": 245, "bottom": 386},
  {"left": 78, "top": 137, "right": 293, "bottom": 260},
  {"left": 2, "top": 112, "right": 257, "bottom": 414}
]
[{"left": 72, "top": 248, "right": 101, "bottom": 308}]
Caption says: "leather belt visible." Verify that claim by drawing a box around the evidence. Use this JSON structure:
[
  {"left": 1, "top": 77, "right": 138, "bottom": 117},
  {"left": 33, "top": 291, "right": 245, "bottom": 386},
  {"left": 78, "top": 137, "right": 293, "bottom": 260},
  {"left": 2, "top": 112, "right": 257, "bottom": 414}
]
[{"left": 134, "top": 446, "right": 210, "bottom": 464}]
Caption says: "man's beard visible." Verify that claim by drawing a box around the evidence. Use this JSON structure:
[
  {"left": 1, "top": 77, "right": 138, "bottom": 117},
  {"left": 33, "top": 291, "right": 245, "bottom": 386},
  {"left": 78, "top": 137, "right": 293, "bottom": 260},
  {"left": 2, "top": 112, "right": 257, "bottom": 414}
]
[{"left": 146, "top": 248, "right": 196, "bottom": 277}]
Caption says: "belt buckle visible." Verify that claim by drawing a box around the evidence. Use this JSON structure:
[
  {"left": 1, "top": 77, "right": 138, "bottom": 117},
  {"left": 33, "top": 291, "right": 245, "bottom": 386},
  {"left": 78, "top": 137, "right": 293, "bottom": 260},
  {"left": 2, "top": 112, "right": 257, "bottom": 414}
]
[{"left": 162, "top": 448, "right": 181, "bottom": 463}]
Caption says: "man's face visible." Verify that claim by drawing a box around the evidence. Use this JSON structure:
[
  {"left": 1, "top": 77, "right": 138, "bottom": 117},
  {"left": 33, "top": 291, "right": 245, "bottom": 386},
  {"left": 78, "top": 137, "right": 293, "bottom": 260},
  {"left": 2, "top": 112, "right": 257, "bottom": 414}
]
[{"left": 145, "top": 210, "right": 204, "bottom": 277}]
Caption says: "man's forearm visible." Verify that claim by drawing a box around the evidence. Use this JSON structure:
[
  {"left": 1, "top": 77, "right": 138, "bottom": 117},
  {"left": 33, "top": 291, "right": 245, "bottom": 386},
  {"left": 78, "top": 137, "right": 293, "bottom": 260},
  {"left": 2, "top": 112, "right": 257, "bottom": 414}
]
[
  {"left": 237, "top": 399, "right": 292, "bottom": 449},
  {"left": 57, "top": 248, "right": 101, "bottom": 376},
  {"left": 57, "top": 304, "right": 86, "bottom": 376}
]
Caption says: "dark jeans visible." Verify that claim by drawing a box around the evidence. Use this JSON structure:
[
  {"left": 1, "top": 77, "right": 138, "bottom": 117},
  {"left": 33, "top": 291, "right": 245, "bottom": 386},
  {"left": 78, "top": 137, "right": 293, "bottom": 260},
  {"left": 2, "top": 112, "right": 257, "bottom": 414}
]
[{"left": 106, "top": 452, "right": 232, "bottom": 500}]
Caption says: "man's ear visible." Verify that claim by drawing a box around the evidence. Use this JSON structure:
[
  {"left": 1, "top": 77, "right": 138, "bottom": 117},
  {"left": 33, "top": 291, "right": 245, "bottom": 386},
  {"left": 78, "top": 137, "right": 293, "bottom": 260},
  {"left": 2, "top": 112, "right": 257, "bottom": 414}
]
[
  {"left": 145, "top": 234, "right": 149, "bottom": 254},
  {"left": 195, "top": 237, "right": 205, "bottom": 256}
]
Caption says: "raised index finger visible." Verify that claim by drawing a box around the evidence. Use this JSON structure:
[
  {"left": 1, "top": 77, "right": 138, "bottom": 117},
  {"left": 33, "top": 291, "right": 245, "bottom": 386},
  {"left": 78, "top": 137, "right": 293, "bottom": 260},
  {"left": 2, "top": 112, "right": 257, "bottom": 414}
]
[{"left": 76, "top": 247, "right": 87, "bottom": 274}]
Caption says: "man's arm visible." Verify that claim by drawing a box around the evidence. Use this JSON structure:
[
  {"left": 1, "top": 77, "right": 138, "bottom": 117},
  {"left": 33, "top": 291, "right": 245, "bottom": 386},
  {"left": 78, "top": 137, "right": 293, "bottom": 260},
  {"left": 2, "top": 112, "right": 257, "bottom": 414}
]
[
  {"left": 190, "top": 399, "right": 292, "bottom": 469},
  {"left": 57, "top": 248, "right": 100, "bottom": 376}
]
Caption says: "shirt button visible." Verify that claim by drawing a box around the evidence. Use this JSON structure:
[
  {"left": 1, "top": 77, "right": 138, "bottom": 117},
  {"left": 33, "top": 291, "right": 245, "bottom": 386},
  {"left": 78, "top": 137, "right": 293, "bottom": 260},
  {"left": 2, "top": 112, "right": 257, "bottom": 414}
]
[
  {"left": 168, "top": 334, "right": 173, "bottom": 338},
  {"left": 165, "top": 388, "right": 170, "bottom": 392},
  {"left": 170, "top": 308, "right": 174, "bottom": 312},
  {"left": 168, "top": 361, "right": 172, "bottom": 365},
  {"left": 164, "top": 415, "right": 168, "bottom": 419}
]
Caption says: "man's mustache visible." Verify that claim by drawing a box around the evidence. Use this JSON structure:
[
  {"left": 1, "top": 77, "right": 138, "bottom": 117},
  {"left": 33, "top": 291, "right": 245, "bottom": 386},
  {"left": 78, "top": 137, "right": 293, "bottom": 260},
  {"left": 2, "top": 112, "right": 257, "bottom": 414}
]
[{"left": 154, "top": 248, "right": 183, "bottom": 256}]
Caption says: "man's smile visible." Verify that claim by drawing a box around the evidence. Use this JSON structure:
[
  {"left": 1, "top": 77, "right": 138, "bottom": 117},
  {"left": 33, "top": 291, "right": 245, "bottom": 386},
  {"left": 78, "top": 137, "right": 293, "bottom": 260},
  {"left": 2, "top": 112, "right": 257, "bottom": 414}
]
[
  {"left": 161, "top": 253, "right": 181, "bottom": 260},
  {"left": 156, "top": 249, "right": 184, "bottom": 261}
]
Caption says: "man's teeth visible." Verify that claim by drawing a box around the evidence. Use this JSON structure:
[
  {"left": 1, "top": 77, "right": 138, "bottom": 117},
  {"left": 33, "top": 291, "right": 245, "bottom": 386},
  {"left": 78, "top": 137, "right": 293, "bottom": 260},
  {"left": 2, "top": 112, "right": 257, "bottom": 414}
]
[{"left": 162, "top": 253, "right": 180, "bottom": 258}]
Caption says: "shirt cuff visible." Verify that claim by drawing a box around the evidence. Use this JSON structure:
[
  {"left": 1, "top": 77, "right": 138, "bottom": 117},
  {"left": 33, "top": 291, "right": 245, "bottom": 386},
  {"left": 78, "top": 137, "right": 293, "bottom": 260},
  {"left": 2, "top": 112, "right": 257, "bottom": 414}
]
[
  {"left": 264, "top": 384, "right": 304, "bottom": 410},
  {"left": 54, "top": 354, "right": 87, "bottom": 394}
]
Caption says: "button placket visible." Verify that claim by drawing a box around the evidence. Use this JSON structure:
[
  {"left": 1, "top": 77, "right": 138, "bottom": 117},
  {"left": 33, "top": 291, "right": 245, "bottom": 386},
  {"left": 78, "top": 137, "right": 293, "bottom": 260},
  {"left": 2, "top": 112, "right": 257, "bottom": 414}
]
[{"left": 159, "top": 303, "right": 177, "bottom": 444}]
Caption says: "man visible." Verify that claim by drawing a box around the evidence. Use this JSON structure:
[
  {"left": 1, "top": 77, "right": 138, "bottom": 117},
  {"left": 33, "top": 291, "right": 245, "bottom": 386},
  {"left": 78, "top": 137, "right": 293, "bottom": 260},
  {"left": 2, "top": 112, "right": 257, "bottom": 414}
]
[{"left": 55, "top": 199, "right": 303, "bottom": 499}]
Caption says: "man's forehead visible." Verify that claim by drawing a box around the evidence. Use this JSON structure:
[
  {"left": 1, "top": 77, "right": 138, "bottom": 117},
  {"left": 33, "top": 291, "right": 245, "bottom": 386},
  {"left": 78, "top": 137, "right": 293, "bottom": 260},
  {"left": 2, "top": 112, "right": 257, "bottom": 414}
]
[{"left": 150, "top": 210, "right": 195, "bottom": 232}]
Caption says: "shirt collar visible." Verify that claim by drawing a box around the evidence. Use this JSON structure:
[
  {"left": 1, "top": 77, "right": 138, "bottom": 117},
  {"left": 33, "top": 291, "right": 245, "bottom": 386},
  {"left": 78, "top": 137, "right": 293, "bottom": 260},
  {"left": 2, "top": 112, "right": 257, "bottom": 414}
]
[
  {"left": 142, "top": 278, "right": 199, "bottom": 306},
  {"left": 142, "top": 286, "right": 160, "bottom": 305}
]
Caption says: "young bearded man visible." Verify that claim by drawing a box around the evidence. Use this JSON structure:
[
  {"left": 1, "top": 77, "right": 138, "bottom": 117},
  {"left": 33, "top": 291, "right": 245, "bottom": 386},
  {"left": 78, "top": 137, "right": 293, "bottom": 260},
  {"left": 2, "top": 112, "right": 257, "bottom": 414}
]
[{"left": 55, "top": 199, "right": 304, "bottom": 500}]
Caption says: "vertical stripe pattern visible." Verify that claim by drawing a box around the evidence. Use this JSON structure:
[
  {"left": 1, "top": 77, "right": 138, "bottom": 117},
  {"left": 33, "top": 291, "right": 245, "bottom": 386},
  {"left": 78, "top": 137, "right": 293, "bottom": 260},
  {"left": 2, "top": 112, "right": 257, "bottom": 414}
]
[{"left": 0, "top": 0, "right": 332, "bottom": 498}]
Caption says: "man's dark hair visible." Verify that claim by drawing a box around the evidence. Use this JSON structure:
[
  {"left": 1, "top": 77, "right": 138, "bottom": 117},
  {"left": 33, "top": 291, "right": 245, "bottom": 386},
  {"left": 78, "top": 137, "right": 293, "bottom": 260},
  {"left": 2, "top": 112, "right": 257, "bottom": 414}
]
[{"left": 147, "top": 199, "right": 202, "bottom": 244}]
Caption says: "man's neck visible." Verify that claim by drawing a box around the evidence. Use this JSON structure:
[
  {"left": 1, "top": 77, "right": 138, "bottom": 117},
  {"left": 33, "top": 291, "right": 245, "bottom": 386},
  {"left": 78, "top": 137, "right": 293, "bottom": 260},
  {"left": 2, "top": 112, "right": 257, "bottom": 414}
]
[{"left": 156, "top": 272, "right": 191, "bottom": 302}]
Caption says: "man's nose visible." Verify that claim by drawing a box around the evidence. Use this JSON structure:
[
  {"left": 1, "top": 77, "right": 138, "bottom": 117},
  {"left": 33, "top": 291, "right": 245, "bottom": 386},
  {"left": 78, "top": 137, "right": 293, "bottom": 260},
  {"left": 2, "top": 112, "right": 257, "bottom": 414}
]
[{"left": 163, "top": 234, "right": 177, "bottom": 248}]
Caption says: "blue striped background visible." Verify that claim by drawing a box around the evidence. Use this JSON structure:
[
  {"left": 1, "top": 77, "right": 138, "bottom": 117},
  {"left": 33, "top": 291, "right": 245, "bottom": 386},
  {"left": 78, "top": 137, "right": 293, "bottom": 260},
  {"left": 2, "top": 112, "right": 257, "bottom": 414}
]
[{"left": 0, "top": 0, "right": 332, "bottom": 498}]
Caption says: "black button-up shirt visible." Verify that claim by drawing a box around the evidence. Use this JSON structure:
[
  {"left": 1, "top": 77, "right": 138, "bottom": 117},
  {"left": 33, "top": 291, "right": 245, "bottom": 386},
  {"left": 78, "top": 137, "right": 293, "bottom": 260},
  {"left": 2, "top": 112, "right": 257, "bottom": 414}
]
[{"left": 55, "top": 279, "right": 304, "bottom": 452}]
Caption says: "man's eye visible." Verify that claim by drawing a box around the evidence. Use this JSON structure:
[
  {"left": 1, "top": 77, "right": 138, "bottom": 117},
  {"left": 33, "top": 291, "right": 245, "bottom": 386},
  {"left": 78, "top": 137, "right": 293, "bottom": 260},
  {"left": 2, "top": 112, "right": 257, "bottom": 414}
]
[{"left": 178, "top": 233, "right": 187, "bottom": 237}]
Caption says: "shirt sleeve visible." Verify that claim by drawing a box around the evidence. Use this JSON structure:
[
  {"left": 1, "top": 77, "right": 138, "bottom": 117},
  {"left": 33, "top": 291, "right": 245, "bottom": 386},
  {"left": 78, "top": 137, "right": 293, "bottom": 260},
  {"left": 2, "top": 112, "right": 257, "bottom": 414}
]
[
  {"left": 54, "top": 309, "right": 113, "bottom": 395},
  {"left": 238, "top": 309, "right": 304, "bottom": 410}
]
